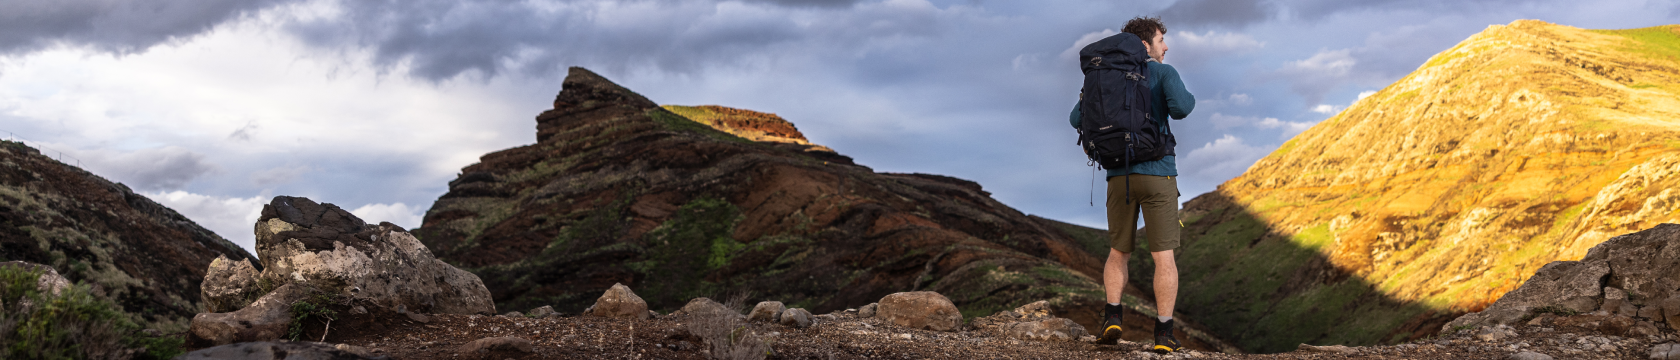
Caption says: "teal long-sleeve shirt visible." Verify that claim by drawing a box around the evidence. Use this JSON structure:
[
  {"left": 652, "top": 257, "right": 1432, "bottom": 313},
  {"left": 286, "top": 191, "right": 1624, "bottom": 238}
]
[{"left": 1070, "top": 60, "right": 1195, "bottom": 178}]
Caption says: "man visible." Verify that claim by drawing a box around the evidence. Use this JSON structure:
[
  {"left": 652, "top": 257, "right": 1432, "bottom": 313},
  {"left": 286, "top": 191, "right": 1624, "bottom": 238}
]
[{"left": 1068, "top": 16, "right": 1195, "bottom": 353}]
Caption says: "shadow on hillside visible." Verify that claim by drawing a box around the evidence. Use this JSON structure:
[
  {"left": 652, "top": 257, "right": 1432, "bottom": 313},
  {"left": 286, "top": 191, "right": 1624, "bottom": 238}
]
[{"left": 1124, "top": 191, "right": 1464, "bottom": 354}]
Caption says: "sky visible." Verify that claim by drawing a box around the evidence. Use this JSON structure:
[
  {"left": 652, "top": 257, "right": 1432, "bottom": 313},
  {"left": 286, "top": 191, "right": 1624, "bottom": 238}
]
[{"left": 3, "top": 0, "right": 1678, "bottom": 256}]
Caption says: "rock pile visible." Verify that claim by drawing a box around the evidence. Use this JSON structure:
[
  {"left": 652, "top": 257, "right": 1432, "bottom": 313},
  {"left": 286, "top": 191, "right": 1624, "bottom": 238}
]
[
  {"left": 970, "top": 300, "right": 1091, "bottom": 341},
  {"left": 189, "top": 196, "right": 496, "bottom": 345}
]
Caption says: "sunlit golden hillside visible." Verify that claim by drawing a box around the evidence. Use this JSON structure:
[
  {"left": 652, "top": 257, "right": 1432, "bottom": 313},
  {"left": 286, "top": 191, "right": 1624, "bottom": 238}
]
[{"left": 1167, "top": 20, "right": 1680, "bottom": 352}]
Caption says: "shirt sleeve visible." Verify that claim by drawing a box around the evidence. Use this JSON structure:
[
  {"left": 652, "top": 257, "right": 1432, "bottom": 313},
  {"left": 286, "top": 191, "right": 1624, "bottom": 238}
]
[
  {"left": 1069, "top": 101, "right": 1082, "bottom": 128},
  {"left": 1160, "top": 66, "right": 1195, "bottom": 120}
]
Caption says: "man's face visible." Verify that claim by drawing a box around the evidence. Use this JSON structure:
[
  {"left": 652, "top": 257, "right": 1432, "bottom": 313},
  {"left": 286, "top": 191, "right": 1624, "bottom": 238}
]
[{"left": 1144, "top": 30, "right": 1167, "bottom": 62}]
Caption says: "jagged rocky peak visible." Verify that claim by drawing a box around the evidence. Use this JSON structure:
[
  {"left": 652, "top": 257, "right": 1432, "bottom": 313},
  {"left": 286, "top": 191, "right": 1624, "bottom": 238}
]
[
  {"left": 536, "top": 67, "right": 659, "bottom": 143},
  {"left": 411, "top": 67, "right": 1240, "bottom": 351}
]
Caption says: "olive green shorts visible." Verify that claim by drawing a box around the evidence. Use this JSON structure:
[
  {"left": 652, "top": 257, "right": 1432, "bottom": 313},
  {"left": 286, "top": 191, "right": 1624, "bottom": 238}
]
[{"left": 1106, "top": 174, "right": 1181, "bottom": 254}]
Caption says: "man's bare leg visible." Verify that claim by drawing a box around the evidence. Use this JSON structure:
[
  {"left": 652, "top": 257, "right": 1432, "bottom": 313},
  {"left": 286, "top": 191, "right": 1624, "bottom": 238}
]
[
  {"left": 1151, "top": 249, "right": 1178, "bottom": 318},
  {"left": 1105, "top": 248, "right": 1130, "bottom": 304}
]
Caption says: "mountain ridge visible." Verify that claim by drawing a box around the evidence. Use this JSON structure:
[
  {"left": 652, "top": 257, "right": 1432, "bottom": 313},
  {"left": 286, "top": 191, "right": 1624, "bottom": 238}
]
[{"left": 1163, "top": 19, "right": 1680, "bottom": 352}]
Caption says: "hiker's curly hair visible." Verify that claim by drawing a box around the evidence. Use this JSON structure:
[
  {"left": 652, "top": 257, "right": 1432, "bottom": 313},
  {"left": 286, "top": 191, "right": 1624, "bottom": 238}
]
[{"left": 1122, "top": 16, "right": 1166, "bottom": 45}]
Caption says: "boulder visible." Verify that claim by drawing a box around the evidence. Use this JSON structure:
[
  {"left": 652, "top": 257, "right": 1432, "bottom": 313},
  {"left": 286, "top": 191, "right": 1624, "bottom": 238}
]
[
  {"left": 457, "top": 336, "right": 534, "bottom": 358},
  {"left": 528, "top": 305, "right": 560, "bottom": 318},
  {"left": 251, "top": 196, "right": 495, "bottom": 315},
  {"left": 1002, "top": 318, "right": 1087, "bottom": 341},
  {"left": 1663, "top": 297, "right": 1680, "bottom": 331},
  {"left": 1297, "top": 344, "right": 1356, "bottom": 353},
  {"left": 202, "top": 255, "right": 263, "bottom": 313},
  {"left": 779, "top": 308, "right": 813, "bottom": 328},
  {"left": 189, "top": 283, "right": 311, "bottom": 345},
  {"left": 748, "top": 301, "right": 785, "bottom": 323},
  {"left": 583, "top": 283, "right": 650, "bottom": 320},
  {"left": 876, "top": 291, "right": 963, "bottom": 332},
  {"left": 1507, "top": 351, "right": 1553, "bottom": 360},
  {"left": 1588, "top": 224, "right": 1680, "bottom": 302},
  {"left": 176, "top": 341, "right": 378, "bottom": 360},
  {"left": 858, "top": 303, "right": 878, "bottom": 318},
  {"left": 1654, "top": 343, "right": 1680, "bottom": 360}
]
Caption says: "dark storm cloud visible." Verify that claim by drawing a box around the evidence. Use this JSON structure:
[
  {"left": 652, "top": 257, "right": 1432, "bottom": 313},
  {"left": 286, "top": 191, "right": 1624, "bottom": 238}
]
[
  {"left": 742, "top": 0, "right": 861, "bottom": 8},
  {"left": 0, "top": 0, "right": 295, "bottom": 55},
  {"left": 280, "top": 0, "right": 946, "bottom": 81},
  {"left": 1157, "top": 0, "right": 1276, "bottom": 30},
  {"left": 79, "top": 146, "right": 219, "bottom": 191}
]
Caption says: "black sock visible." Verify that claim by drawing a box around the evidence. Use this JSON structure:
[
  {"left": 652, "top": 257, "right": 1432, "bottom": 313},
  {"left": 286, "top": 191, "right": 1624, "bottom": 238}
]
[
  {"left": 1104, "top": 303, "right": 1125, "bottom": 319},
  {"left": 1155, "top": 318, "right": 1174, "bottom": 333}
]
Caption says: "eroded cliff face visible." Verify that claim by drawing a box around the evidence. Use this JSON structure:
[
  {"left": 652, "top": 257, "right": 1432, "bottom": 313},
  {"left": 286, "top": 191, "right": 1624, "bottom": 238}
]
[
  {"left": 0, "top": 141, "right": 258, "bottom": 330},
  {"left": 1171, "top": 20, "right": 1680, "bottom": 352}
]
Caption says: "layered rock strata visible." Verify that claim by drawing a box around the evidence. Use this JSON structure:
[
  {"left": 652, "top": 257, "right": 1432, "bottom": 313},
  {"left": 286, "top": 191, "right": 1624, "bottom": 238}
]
[{"left": 410, "top": 67, "right": 1177, "bottom": 342}]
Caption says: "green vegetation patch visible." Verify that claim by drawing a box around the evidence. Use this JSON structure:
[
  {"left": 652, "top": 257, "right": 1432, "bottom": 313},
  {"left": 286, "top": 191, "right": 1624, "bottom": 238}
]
[
  {"left": 1, "top": 265, "right": 184, "bottom": 360},
  {"left": 646, "top": 108, "right": 755, "bottom": 145},
  {"left": 634, "top": 196, "right": 746, "bottom": 311},
  {"left": 1590, "top": 25, "right": 1680, "bottom": 63}
]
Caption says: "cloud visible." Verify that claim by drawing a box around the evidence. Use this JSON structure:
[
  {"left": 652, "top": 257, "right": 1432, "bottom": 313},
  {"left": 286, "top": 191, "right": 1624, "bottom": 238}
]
[
  {"left": 0, "top": 0, "right": 294, "bottom": 56},
  {"left": 1060, "top": 29, "right": 1117, "bottom": 60},
  {"left": 143, "top": 190, "right": 268, "bottom": 256},
  {"left": 1257, "top": 117, "right": 1316, "bottom": 137},
  {"left": 1158, "top": 0, "right": 1276, "bottom": 30},
  {"left": 1357, "top": 90, "right": 1377, "bottom": 99},
  {"left": 1180, "top": 134, "right": 1267, "bottom": 180},
  {"left": 280, "top": 0, "right": 957, "bottom": 81},
  {"left": 72, "top": 146, "right": 219, "bottom": 191},
  {"left": 1273, "top": 48, "right": 1357, "bottom": 105},
  {"left": 1169, "top": 30, "right": 1264, "bottom": 66},
  {"left": 1311, "top": 104, "right": 1339, "bottom": 114},
  {"left": 250, "top": 164, "right": 314, "bottom": 187},
  {"left": 349, "top": 202, "right": 424, "bottom": 229}
]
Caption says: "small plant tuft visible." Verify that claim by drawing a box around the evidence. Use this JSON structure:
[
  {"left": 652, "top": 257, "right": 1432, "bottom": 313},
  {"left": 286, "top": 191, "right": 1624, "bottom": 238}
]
[{"left": 287, "top": 291, "right": 340, "bottom": 341}]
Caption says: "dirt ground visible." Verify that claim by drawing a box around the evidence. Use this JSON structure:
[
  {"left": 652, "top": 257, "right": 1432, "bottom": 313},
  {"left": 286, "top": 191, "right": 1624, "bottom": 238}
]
[{"left": 229, "top": 307, "right": 1676, "bottom": 360}]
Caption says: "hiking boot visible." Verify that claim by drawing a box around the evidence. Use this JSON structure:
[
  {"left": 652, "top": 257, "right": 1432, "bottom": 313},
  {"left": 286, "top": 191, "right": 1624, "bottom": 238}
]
[
  {"left": 1153, "top": 319, "right": 1182, "bottom": 353},
  {"left": 1098, "top": 304, "right": 1124, "bottom": 345}
]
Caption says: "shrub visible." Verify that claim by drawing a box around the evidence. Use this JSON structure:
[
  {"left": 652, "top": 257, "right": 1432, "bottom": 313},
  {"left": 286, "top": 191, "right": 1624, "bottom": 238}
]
[
  {"left": 0, "top": 264, "right": 184, "bottom": 359},
  {"left": 685, "top": 293, "right": 768, "bottom": 360}
]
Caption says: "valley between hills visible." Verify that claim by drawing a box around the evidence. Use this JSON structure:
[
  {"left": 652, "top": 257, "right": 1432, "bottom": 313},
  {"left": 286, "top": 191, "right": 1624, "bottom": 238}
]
[{"left": 3, "top": 19, "right": 1680, "bottom": 360}]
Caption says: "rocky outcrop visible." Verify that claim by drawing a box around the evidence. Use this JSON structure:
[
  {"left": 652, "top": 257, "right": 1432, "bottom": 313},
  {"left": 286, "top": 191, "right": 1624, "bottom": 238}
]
[
  {"left": 1447, "top": 223, "right": 1680, "bottom": 331},
  {"left": 411, "top": 67, "right": 1124, "bottom": 343},
  {"left": 245, "top": 196, "right": 494, "bottom": 315},
  {"left": 1168, "top": 21, "right": 1680, "bottom": 352},
  {"left": 0, "top": 140, "right": 258, "bottom": 328},
  {"left": 191, "top": 196, "right": 495, "bottom": 344},
  {"left": 876, "top": 291, "right": 963, "bottom": 332}
]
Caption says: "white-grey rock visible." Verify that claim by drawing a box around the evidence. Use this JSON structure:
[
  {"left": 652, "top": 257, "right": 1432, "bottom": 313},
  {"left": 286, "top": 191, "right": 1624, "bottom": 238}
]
[
  {"left": 251, "top": 196, "right": 495, "bottom": 315},
  {"left": 201, "top": 255, "right": 263, "bottom": 313},
  {"left": 859, "top": 303, "right": 878, "bottom": 318}
]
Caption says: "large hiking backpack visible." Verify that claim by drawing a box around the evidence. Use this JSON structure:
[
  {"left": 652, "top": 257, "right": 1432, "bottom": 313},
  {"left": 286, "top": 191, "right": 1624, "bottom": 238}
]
[{"left": 1077, "top": 32, "right": 1174, "bottom": 170}]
